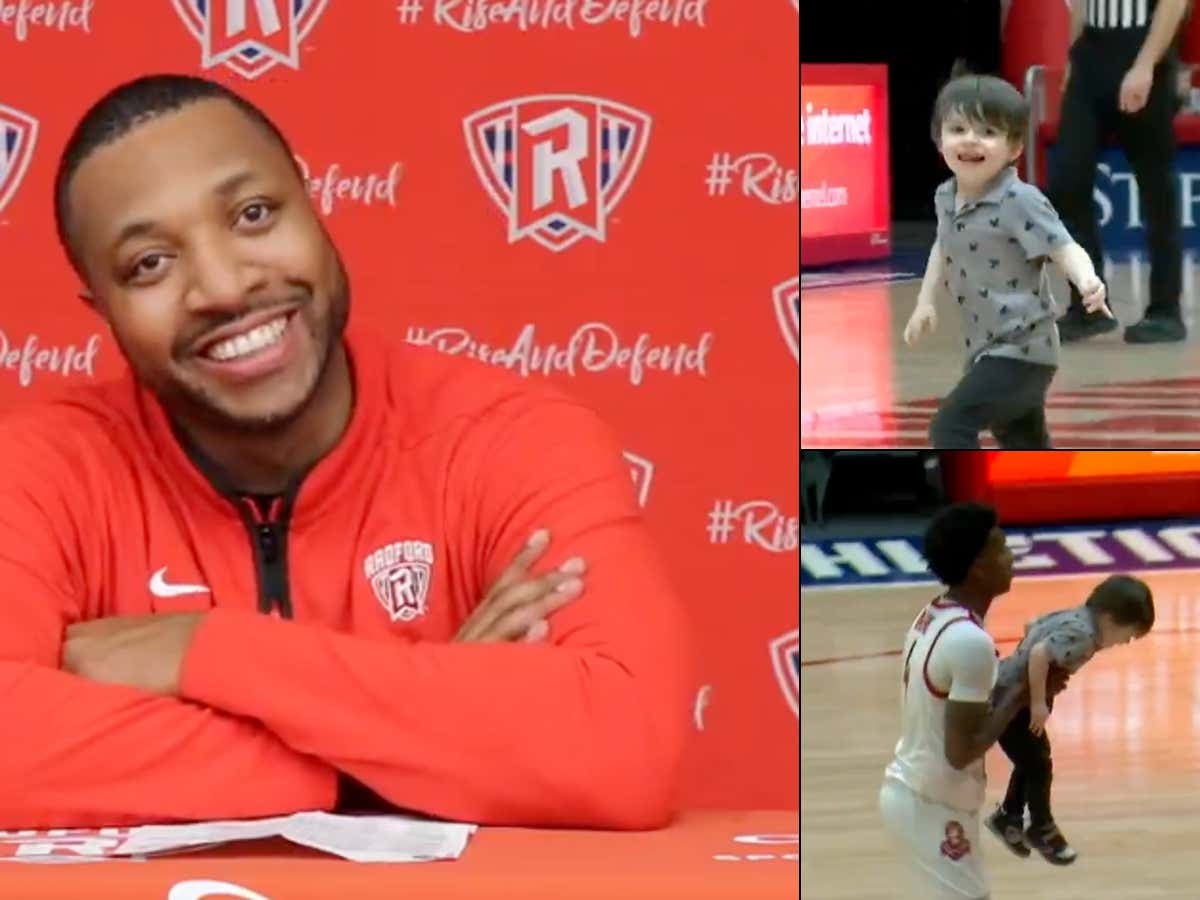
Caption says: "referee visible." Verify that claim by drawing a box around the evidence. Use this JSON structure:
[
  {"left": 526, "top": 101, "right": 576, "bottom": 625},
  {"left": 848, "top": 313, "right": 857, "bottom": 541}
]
[{"left": 1051, "top": 0, "right": 1190, "bottom": 344}]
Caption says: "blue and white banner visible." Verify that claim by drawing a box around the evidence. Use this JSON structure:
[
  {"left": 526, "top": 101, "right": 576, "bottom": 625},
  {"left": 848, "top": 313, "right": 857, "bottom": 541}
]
[
  {"left": 802, "top": 518, "right": 1200, "bottom": 589},
  {"left": 1046, "top": 147, "right": 1200, "bottom": 252}
]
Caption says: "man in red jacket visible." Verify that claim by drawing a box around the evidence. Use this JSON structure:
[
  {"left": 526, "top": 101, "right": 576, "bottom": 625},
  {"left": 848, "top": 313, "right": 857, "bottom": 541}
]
[{"left": 0, "top": 74, "right": 693, "bottom": 829}]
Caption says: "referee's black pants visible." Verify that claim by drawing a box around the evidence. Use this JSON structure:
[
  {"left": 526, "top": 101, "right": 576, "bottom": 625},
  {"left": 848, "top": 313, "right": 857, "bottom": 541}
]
[
  {"left": 997, "top": 706, "right": 1055, "bottom": 827},
  {"left": 1049, "top": 28, "right": 1182, "bottom": 321}
]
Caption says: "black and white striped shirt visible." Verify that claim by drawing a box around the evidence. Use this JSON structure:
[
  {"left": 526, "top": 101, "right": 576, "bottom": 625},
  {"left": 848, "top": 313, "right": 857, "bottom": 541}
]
[{"left": 1087, "top": 0, "right": 1154, "bottom": 28}]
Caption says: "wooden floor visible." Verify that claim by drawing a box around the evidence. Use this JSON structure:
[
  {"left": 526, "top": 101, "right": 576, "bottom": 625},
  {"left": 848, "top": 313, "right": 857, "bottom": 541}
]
[
  {"left": 800, "top": 570, "right": 1200, "bottom": 899},
  {"left": 800, "top": 255, "right": 1200, "bottom": 448}
]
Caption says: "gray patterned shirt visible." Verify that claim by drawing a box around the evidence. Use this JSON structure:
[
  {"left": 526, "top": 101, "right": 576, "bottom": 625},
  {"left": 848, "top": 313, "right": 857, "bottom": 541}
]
[
  {"left": 935, "top": 165, "right": 1072, "bottom": 369},
  {"left": 995, "top": 606, "right": 1100, "bottom": 695}
]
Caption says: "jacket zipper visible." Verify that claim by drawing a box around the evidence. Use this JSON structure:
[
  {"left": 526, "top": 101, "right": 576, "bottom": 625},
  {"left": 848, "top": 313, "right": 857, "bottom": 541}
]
[{"left": 236, "top": 494, "right": 295, "bottom": 618}]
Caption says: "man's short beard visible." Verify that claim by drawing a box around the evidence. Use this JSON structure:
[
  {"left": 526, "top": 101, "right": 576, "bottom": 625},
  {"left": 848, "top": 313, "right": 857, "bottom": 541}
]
[{"left": 126, "top": 258, "right": 351, "bottom": 435}]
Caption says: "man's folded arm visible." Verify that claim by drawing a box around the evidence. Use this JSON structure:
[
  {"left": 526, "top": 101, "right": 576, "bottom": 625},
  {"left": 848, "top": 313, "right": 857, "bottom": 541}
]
[
  {"left": 179, "top": 395, "right": 696, "bottom": 830},
  {"left": 0, "top": 429, "right": 338, "bottom": 829}
]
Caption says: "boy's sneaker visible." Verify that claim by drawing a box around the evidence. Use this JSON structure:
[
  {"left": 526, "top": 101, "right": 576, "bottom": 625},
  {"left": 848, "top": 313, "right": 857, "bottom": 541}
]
[
  {"left": 1024, "top": 821, "right": 1078, "bottom": 865},
  {"left": 985, "top": 808, "right": 1031, "bottom": 858}
]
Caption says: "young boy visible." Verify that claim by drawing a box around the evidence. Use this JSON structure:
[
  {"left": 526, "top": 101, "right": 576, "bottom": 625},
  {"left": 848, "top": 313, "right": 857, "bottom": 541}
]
[
  {"left": 904, "top": 71, "right": 1114, "bottom": 449},
  {"left": 985, "top": 574, "right": 1155, "bottom": 865}
]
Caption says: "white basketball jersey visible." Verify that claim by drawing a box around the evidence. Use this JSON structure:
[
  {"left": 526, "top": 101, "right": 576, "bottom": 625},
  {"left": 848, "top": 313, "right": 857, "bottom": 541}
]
[{"left": 884, "top": 597, "right": 996, "bottom": 813}]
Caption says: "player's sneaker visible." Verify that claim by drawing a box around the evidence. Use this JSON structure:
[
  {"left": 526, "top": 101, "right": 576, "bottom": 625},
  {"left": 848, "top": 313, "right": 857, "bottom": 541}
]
[
  {"left": 984, "top": 808, "right": 1031, "bottom": 858},
  {"left": 1024, "top": 821, "right": 1077, "bottom": 865}
]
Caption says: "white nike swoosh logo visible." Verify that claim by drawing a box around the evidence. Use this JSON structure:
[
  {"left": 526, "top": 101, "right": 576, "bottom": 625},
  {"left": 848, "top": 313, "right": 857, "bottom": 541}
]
[{"left": 149, "top": 567, "right": 211, "bottom": 598}]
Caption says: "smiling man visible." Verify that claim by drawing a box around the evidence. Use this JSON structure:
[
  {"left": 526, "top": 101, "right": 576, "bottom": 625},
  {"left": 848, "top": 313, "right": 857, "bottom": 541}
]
[{"left": 0, "top": 74, "right": 692, "bottom": 830}]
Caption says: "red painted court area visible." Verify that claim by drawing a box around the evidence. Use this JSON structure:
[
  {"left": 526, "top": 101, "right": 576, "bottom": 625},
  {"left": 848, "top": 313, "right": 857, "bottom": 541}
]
[{"left": 801, "top": 266, "right": 1200, "bottom": 448}]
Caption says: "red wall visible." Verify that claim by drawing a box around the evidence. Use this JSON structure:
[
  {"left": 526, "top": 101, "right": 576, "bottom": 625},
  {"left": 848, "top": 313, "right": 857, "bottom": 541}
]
[{"left": 942, "top": 451, "right": 1200, "bottom": 524}]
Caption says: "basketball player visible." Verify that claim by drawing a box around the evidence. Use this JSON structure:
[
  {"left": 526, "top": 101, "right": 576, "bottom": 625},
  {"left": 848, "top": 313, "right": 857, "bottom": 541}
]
[
  {"left": 879, "top": 502, "right": 1067, "bottom": 898},
  {"left": 904, "top": 70, "right": 1112, "bottom": 449}
]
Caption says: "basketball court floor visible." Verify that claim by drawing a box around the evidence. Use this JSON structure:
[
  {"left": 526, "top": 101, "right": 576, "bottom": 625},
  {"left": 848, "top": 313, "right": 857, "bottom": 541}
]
[
  {"left": 800, "top": 569, "right": 1200, "bottom": 898},
  {"left": 800, "top": 254, "right": 1200, "bottom": 448}
]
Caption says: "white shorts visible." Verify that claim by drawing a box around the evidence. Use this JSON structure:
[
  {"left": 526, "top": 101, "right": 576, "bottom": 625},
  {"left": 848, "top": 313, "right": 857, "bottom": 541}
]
[{"left": 879, "top": 778, "right": 989, "bottom": 899}]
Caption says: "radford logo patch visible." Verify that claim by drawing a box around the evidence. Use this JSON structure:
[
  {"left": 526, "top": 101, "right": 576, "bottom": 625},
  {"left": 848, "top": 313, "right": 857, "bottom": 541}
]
[{"left": 363, "top": 539, "right": 435, "bottom": 622}]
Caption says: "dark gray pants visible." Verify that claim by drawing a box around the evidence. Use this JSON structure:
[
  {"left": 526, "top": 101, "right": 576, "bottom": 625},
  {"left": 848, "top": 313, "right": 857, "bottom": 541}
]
[
  {"left": 999, "top": 705, "right": 1054, "bottom": 827},
  {"left": 928, "top": 356, "right": 1056, "bottom": 448},
  {"left": 1050, "top": 28, "right": 1181, "bottom": 319}
]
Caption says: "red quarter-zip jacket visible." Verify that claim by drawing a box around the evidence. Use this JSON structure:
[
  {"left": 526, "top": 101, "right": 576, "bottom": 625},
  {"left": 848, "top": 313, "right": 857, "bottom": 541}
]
[{"left": 0, "top": 330, "right": 693, "bottom": 830}]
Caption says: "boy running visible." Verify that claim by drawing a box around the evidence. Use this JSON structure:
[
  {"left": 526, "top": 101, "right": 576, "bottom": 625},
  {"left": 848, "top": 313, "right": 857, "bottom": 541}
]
[{"left": 905, "top": 71, "right": 1113, "bottom": 448}]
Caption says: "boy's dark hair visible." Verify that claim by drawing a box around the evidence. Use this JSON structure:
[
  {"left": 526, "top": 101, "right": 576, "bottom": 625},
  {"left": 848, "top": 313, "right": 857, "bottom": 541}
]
[
  {"left": 54, "top": 73, "right": 301, "bottom": 279},
  {"left": 930, "top": 65, "right": 1029, "bottom": 145},
  {"left": 922, "top": 502, "right": 999, "bottom": 587},
  {"left": 1085, "top": 575, "right": 1155, "bottom": 634}
]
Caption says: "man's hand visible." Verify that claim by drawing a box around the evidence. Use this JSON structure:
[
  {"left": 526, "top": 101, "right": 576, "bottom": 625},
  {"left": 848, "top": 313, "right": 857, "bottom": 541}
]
[
  {"left": 455, "top": 529, "right": 586, "bottom": 643},
  {"left": 62, "top": 613, "right": 205, "bottom": 696},
  {"left": 1119, "top": 62, "right": 1155, "bottom": 113}
]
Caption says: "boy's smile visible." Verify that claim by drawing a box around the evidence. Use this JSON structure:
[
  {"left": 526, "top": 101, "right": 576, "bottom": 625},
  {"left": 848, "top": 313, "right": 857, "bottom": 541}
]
[{"left": 939, "top": 112, "right": 1023, "bottom": 197}]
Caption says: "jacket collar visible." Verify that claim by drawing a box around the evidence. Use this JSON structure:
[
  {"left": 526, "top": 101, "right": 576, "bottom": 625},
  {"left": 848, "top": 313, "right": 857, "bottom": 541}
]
[{"left": 136, "top": 327, "right": 387, "bottom": 528}]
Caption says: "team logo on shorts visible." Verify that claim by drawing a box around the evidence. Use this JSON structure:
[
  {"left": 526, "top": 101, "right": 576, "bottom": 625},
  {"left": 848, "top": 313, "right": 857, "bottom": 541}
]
[
  {"left": 0, "top": 104, "right": 38, "bottom": 217},
  {"left": 769, "top": 629, "right": 799, "bottom": 717},
  {"left": 171, "top": 0, "right": 329, "bottom": 79},
  {"left": 363, "top": 539, "right": 435, "bottom": 623},
  {"left": 464, "top": 94, "right": 652, "bottom": 252},
  {"left": 622, "top": 451, "right": 655, "bottom": 508},
  {"left": 773, "top": 276, "right": 799, "bottom": 362},
  {"left": 940, "top": 821, "right": 972, "bottom": 860}
]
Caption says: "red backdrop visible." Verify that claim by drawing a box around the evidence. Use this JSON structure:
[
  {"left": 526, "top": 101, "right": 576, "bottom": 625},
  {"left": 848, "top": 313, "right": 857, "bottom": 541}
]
[{"left": 0, "top": 1, "right": 800, "bottom": 811}]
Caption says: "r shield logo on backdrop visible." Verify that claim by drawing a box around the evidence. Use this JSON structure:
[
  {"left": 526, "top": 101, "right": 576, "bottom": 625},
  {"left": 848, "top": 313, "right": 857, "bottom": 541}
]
[
  {"left": 172, "top": 0, "right": 329, "bottom": 78},
  {"left": 769, "top": 629, "right": 799, "bottom": 717},
  {"left": 464, "top": 95, "right": 651, "bottom": 252},
  {"left": 0, "top": 104, "right": 38, "bottom": 217},
  {"left": 773, "top": 277, "right": 799, "bottom": 361},
  {"left": 622, "top": 451, "right": 655, "bottom": 508}
]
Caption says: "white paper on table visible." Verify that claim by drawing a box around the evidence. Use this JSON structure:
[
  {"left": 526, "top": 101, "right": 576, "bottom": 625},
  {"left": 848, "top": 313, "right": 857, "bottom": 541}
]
[
  {"left": 114, "top": 811, "right": 477, "bottom": 862},
  {"left": 279, "top": 812, "right": 477, "bottom": 863},
  {"left": 115, "top": 815, "right": 292, "bottom": 856}
]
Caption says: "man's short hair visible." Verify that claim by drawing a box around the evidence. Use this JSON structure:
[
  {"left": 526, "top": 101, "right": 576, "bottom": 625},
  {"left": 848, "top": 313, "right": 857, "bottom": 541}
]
[
  {"left": 54, "top": 73, "right": 301, "bottom": 278},
  {"left": 930, "top": 70, "right": 1029, "bottom": 145},
  {"left": 922, "top": 502, "right": 999, "bottom": 587}
]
